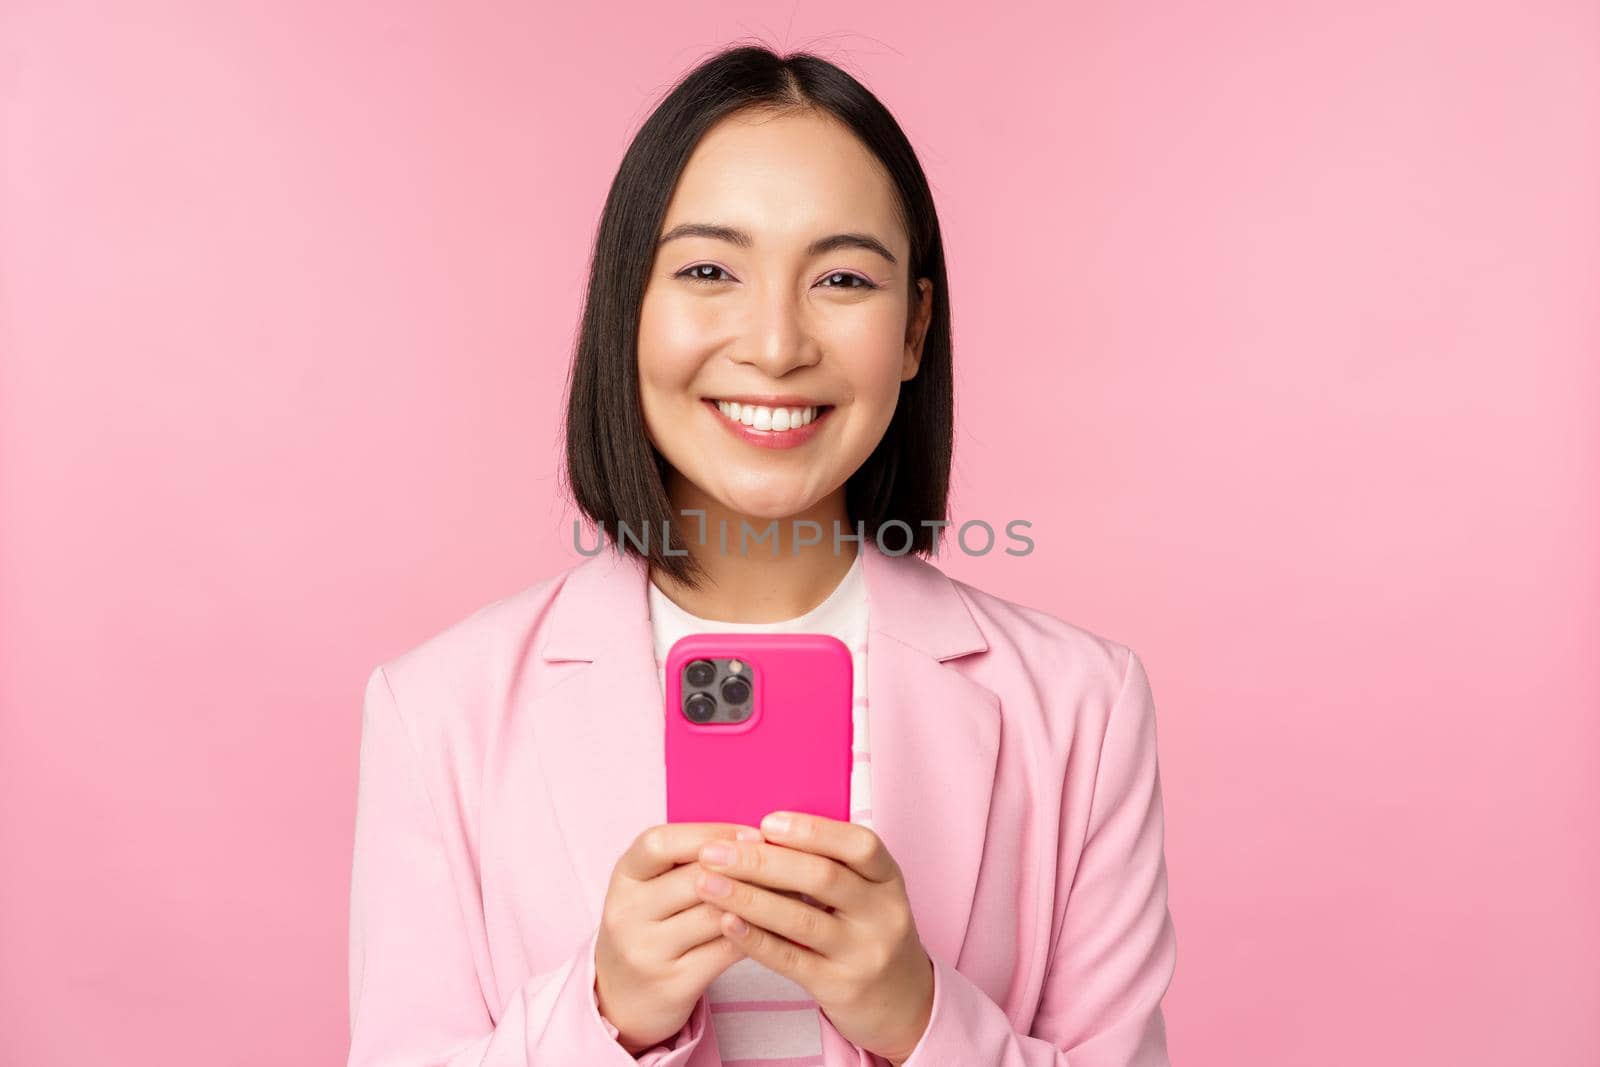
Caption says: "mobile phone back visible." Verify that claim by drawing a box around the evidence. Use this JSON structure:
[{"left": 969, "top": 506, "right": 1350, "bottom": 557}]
[{"left": 664, "top": 632, "right": 853, "bottom": 828}]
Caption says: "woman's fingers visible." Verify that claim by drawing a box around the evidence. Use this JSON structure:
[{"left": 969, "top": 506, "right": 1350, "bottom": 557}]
[
  {"left": 658, "top": 898, "right": 738, "bottom": 959},
  {"left": 697, "top": 874, "right": 846, "bottom": 953},
  {"left": 672, "top": 919, "right": 748, "bottom": 978},
  {"left": 697, "top": 838, "right": 861, "bottom": 911},
  {"left": 617, "top": 822, "right": 750, "bottom": 884}
]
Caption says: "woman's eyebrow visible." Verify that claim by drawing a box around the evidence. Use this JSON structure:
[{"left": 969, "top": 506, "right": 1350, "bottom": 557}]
[{"left": 656, "top": 222, "right": 898, "bottom": 266}]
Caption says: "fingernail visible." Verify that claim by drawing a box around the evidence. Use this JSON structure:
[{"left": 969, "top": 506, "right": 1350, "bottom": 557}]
[
  {"left": 700, "top": 872, "right": 731, "bottom": 896},
  {"left": 735, "top": 827, "right": 763, "bottom": 842},
  {"left": 727, "top": 914, "right": 748, "bottom": 936},
  {"left": 762, "top": 812, "right": 790, "bottom": 834},
  {"left": 700, "top": 843, "right": 735, "bottom": 866}
]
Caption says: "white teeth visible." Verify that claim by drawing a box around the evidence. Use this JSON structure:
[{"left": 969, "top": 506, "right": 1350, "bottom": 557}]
[{"left": 711, "top": 401, "right": 821, "bottom": 432}]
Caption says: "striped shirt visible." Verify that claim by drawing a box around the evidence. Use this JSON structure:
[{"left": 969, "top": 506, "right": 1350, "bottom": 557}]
[{"left": 647, "top": 551, "right": 871, "bottom": 1067}]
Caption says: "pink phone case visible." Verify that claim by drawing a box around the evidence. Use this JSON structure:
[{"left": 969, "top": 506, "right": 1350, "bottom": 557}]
[{"left": 664, "top": 632, "right": 854, "bottom": 829}]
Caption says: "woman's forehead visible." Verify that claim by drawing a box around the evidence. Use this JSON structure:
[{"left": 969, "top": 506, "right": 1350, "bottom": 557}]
[{"left": 664, "top": 112, "right": 905, "bottom": 252}]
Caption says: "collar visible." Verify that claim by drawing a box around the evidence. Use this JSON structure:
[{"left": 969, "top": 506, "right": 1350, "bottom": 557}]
[{"left": 539, "top": 536, "right": 987, "bottom": 663}]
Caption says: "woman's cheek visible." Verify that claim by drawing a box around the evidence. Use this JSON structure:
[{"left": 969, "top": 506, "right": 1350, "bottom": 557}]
[
  {"left": 851, "top": 342, "right": 915, "bottom": 417},
  {"left": 655, "top": 284, "right": 735, "bottom": 344}
]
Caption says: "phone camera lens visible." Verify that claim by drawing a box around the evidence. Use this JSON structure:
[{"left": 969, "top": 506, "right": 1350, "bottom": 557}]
[
  {"left": 685, "top": 659, "right": 716, "bottom": 687},
  {"left": 720, "top": 676, "right": 751, "bottom": 705},
  {"left": 684, "top": 691, "right": 716, "bottom": 723}
]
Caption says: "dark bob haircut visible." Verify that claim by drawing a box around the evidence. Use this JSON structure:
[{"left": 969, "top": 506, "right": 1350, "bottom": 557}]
[{"left": 561, "top": 43, "right": 954, "bottom": 588}]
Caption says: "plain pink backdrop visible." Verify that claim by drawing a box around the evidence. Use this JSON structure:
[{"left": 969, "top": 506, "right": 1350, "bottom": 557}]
[{"left": 2, "top": 3, "right": 1596, "bottom": 1064}]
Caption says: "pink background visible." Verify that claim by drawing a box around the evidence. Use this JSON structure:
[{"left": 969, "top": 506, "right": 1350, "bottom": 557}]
[{"left": 3, "top": 3, "right": 1596, "bottom": 1064}]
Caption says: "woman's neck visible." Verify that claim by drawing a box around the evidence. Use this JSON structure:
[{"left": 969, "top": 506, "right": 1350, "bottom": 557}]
[{"left": 648, "top": 479, "right": 858, "bottom": 623}]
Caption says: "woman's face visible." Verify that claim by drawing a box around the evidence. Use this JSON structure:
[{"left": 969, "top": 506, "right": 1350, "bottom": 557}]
[{"left": 637, "top": 108, "right": 933, "bottom": 524}]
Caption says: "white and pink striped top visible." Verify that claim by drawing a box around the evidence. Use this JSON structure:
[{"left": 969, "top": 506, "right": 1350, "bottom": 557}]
[{"left": 647, "top": 550, "right": 871, "bottom": 1067}]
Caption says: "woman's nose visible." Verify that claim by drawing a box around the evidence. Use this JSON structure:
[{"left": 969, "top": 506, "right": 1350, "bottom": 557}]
[{"left": 734, "top": 288, "right": 822, "bottom": 376}]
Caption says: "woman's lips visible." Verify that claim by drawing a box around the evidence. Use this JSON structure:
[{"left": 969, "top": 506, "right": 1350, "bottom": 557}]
[{"left": 703, "top": 399, "right": 832, "bottom": 450}]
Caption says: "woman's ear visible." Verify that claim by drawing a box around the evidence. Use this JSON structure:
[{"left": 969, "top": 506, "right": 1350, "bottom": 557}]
[{"left": 902, "top": 278, "right": 934, "bottom": 381}]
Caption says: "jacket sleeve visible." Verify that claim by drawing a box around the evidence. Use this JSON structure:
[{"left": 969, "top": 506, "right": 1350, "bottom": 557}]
[
  {"left": 347, "top": 665, "right": 713, "bottom": 1065},
  {"left": 898, "top": 647, "right": 1177, "bottom": 1067}
]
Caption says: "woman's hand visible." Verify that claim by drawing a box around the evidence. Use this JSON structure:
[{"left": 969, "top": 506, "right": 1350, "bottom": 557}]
[
  {"left": 594, "top": 822, "right": 763, "bottom": 1053},
  {"left": 692, "top": 811, "right": 935, "bottom": 1065}
]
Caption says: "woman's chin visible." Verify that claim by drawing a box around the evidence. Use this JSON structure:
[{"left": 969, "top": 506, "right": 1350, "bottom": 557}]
[{"left": 705, "top": 487, "right": 821, "bottom": 527}]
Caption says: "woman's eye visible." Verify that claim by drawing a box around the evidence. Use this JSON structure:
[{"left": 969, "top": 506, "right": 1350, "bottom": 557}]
[
  {"left": 678, "top": 264, "right": 731, "bottom": 285},
  {"left": 675, "top": 265, "right": 877, "bottom": 290}
]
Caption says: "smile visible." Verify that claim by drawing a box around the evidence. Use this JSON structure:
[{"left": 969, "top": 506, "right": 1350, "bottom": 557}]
[{"left": 702, "top": 398, "right": 834, "bottom": 450}]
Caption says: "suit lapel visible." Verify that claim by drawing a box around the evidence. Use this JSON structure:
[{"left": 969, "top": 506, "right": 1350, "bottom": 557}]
[
  {"left": 530, "top": 547, "right": 666, "bottom": 928},
  {"left": 857, "top": 541, "right": 999, "bottom": 973},
  {"left": 529, "top": 541, "right": 1001, "bottom": 979}
]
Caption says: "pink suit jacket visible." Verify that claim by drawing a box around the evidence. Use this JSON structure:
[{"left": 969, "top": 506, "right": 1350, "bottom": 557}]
[{"left": 347, "top": 539, "right": 1177, "bottom": 1066}]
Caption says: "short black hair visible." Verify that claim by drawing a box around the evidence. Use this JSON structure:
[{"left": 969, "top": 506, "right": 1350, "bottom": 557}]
[{"left": 561, "top": 42, "right": 954, "bottom": 588}]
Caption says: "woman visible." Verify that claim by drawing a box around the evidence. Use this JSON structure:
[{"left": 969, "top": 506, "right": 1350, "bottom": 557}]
[{"left": 347, "top": 44, "right": 1176, "bottom": 1067}]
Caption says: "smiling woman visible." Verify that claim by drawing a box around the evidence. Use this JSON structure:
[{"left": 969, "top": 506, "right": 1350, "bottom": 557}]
[
  {"left": 348, "top": 42, "right": 1176, "bottom": 1067},
  {"left": 635, "top": 107, "right": 934, "bottom": 535},
  {"left": 563, "top": 53, "right": 953, "bottom": 600}
]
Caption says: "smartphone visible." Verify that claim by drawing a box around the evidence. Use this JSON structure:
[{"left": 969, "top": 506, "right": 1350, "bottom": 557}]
[{"left": 664, "top": 632, "right": 854, "bottom": 831}]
